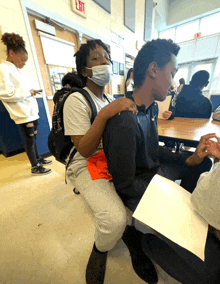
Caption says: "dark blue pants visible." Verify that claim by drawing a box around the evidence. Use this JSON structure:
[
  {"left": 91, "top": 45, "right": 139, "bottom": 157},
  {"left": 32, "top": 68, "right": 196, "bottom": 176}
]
[
  {"left": 18, "top": 120, "right": 40, "bottom": 167},
  {"left": 142, "top": 232, "right": 220, "bottom": 284},
  {"left": 158, "top": 147, "right": 212, "bottom": 193}
]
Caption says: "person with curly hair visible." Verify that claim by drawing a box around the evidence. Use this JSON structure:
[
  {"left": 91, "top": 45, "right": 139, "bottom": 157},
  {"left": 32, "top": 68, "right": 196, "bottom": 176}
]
[{"left": 0, "top": 32, "right": 52, "bottom": 175}]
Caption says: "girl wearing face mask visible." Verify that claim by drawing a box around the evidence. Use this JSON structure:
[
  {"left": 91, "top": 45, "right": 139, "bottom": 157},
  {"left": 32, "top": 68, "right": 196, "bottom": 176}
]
[
  {"left": 63, "top": 40, "right": 138, "bottom": 284},
  {"left": 0, "top": 32, "right": 52, "bottom": 175}
]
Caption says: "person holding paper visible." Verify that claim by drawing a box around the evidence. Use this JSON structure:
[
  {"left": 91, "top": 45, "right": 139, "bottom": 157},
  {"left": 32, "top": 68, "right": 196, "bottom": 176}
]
[{"left": 141, "top": 136, "right": 220, "bottom": 284}]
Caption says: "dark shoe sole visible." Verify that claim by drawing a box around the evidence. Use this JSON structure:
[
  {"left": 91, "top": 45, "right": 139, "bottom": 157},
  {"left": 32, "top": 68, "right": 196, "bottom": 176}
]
[
  {"left": 31, "top": 169, "right": 52, "bottom": 175},
  {"left": 40, "top": 160, "right": 53, "bottom": 165}
]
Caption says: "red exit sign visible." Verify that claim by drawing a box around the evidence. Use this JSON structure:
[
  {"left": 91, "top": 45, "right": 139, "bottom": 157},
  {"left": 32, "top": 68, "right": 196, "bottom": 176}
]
[
  {"left": 71, "top": 0, "right": 86, "bottom": 18},
  {"left": 194, "top": 32, "right": 201, "bottom": 39}
]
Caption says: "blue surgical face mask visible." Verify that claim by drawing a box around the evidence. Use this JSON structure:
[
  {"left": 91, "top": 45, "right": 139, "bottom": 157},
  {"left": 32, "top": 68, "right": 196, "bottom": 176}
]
[{"left": 86, "top": 65, "right": 113, "bottom": 87}]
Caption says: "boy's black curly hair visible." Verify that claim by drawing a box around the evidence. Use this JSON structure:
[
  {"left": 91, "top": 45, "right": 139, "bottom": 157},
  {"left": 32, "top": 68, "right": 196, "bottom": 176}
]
[
  {"left": 74, "top": 39, "right": 111, "bottom": 86},
  {"left": 190, "top": 70, "right": 209, "bottom": 88},
  {"left": 61, "top": 72, "right": 84, "bottom": 88},
  {"left": 133, "top": 39, "right": 180, "bottom": 88}
]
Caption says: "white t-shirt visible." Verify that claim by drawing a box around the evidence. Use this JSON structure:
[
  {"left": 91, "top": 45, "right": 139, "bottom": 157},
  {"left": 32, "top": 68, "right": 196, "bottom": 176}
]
[
  {"left": 126, "top": 78, "right": 134, "bottom": 92},
  {"left": 63, "top": 87, "right": 114, "bottom": 175}
]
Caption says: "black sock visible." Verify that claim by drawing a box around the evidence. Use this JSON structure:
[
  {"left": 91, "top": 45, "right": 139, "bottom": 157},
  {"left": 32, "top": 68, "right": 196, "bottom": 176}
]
[{"left": 122, "top": 225, "right": 143, "bottom": 250}]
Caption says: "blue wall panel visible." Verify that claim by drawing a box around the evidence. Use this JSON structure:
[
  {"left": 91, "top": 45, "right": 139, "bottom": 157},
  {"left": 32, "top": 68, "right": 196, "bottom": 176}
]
[
  {"left": 36, "top": 98, "right": 50, "bottom": 156},
  {"left": 93, "top": 0, "right": 111, "bottom": 13}
]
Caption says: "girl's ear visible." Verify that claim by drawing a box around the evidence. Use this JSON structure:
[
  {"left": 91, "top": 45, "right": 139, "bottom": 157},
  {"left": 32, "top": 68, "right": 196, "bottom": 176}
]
[
  {"left": 148, "top": 62, "right": 158, "bottom": 79},
  {"left": 8, "top": 49, "right": 14, "bottom": 58}
]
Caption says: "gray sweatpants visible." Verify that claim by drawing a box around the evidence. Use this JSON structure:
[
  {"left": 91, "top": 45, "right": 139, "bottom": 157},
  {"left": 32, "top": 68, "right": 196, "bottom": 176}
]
[{"left": 67, "top": 165, "right": 128, "bottom": 252}]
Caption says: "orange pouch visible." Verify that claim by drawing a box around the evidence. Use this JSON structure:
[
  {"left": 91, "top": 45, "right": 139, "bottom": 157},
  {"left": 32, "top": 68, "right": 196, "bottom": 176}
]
[{"left": 87, "top": 150, "right": 112, "bottom": 181}]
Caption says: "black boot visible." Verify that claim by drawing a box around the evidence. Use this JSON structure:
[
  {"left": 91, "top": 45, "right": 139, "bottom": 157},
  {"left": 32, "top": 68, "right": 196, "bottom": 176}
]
[
  {"left": 122, "top": 226, "right": 158, "bottom": 284},
  {"left": 86, "top": 243, "right": 108, "bottom": 284}
]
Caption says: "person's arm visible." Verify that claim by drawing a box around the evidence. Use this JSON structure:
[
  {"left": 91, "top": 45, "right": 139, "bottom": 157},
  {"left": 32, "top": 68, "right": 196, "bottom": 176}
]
[
  {"left": 213, "top": 106, "right": 220, "bottom": 121},
  {"left": 0, "top": 68, "right": 31, "bottom": 102},
  {"left": 190, "top": 153, "right": 220, "bottom": 229},
  {"left": 103, "top": 112, "right": 148, "bottom": 200},
  {"left": 202, "top": 99, "right": 213, "bottom": 119},
  {"left": 64, "top": 95, "right": 137, "bottom": 158}
]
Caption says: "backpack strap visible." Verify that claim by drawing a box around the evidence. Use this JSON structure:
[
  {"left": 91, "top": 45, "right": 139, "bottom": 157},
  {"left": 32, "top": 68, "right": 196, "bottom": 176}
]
[
  {"left": 65, "top": 88, "right": 98, "bottom": 178},
  {"left": 79, "top": 89, "right": 98, "bottom": 123},
  {"left": 103, "top": 94, "right": 111, "bottom": 104}
]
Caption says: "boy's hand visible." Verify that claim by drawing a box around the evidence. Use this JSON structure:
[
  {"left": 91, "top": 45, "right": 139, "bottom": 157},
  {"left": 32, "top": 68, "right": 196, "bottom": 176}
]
[
  {"left": 162, "top": 111, "right": 172, "bottom": 120},
  {"left": 186, "top": 133, "right": 217, "bottom": 166},
  {"left": 206, "top": 136, "right": 220, "bottom": 159},
  {"left": 101, "top": 97, "right": 138, "bottom": 119}
]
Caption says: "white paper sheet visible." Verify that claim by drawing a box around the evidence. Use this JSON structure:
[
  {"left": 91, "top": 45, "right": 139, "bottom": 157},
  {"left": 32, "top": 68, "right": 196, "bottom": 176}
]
[
  {"left": 133, "top": 175, "right": 208, "bottom": 261},
  {"left": 157, "top": 96, "right": 172, "bottom": 119}
]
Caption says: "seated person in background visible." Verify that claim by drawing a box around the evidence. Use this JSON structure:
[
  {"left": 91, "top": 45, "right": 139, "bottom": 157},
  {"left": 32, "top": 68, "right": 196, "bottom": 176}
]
[
  {"left": 162, "top": 85, "right": 176, "bottom": 120},
  {"left": 177, "top": 77, "right": 185, "bottom": 93},
  {"left": 103, "top": 38, "right": 212, "bottom": 216},
  {"left": 174, "top": 70, "right": 212, "bottom": 119},
  {"left": 142, "top": 136, "right": 220, "bottom": 284},
  {"left": 213, "top": 105, "right": 220, "bottom": 121},
  {"left": 125, "top": 68, "right": 134, "bottom": 93},
  {"left": 162, "top": 78, "right": 185, "bottom": 120},
  {"left": 53, "top": 71, "right": 84, "bottom": 104}
]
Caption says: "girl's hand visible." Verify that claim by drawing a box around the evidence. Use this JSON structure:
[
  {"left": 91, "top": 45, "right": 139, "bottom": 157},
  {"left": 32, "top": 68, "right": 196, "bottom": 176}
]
[
  {"left": 30, "top": 89, "right": 39, "bottom": 96},
  {"left": 162, "top": 111, "right": 172, "bottom": 120},
  {"left": 186, "top": 133, "right": 217, "bottom": 166},
  {"left": 206, "top": 136, "right": 220, "bottom": 159},
  {"left": 101, "top": 97, "right": 138, "bottom": 119}
]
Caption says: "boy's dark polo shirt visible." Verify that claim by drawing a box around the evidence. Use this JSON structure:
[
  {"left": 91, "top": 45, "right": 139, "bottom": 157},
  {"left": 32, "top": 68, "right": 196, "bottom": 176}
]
[{"left": 103, "top": 102, "right": 160, "bottom": 212}]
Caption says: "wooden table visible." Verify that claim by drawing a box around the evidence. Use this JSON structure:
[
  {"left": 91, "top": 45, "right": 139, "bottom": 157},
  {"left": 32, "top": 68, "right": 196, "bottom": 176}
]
[{"left": 158, "top": 117, "right": 220, "bottom": 148}]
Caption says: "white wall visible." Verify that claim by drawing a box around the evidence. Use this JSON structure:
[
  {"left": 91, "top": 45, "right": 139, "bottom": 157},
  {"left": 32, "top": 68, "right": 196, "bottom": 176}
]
[
  {"left": 0, "top": 0, "right": 148, "bottom": 85},
  {"left": 168, "top": 0, "right": 220, "bottom": 26}
]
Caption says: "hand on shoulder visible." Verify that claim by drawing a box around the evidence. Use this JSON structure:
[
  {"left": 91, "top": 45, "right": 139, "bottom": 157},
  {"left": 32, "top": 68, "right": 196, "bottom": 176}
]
[{"left": 100, "top": 97, "right": 138, "bottom": 119}]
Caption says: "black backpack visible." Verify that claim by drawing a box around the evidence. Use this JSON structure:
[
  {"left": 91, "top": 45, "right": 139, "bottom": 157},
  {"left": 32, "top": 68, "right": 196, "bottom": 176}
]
[{"left": 48, "top": 87, "right": 97, "bottom": 167}]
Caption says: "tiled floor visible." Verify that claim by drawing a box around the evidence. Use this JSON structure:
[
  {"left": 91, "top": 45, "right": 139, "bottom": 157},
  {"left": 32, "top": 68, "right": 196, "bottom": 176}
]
[{"left": 0, "top": 153, "right": 181, "bottom": 284}]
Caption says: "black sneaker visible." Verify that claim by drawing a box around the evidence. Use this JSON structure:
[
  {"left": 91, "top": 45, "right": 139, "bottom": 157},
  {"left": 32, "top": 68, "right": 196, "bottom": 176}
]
[
  {"left": 38, "top": 158, "right": 53, "bottom": 165},
  {"left": 31, "top": 165, "right": 52, "bottom": 175},
  {"left": 122, "top": 226, "right": 158, "bottom": 284},
  {"left": 86, "top": 243, "right": 108, "bottom": 284}
]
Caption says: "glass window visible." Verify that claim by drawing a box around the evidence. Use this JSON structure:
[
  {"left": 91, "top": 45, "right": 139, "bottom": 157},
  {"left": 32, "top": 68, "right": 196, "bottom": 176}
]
[
  {"left": 200, "top": 12, "right": 220, "bottom": 37},
  {"left": 174, "top": 66, "right": 189, "bottom": 87},
  {"left": 175, "top": 20, "right": 199, "bottom": 43},
  {"left": 159, "top": 28, "right": 175, "bottom": 41},
  {"left": 48, "top": 65, "right": 74, "bottom": 94},
  {"left": 152, "top": 29, "right": 159, "bottom": 40}
]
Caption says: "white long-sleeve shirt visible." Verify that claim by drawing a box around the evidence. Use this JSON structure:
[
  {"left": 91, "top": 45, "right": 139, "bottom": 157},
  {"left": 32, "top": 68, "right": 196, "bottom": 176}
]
[
  {"left": 213, "top": 106, "right": 220, "bottom": 121},
  {"left": 0, "top": 60, "right": 39, "bottom": 124},
  {"left": 191, "top": 161, "right": 220, "bottom": 230}
]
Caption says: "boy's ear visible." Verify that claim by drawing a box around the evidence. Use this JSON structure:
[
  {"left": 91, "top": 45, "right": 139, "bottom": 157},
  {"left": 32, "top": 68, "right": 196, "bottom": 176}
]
[
  {"left": 148, "top": 62, "right": 158, "bottom": 79},
  {"left": 82, "top": 67, "right": 92, "bottom": 79}
]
